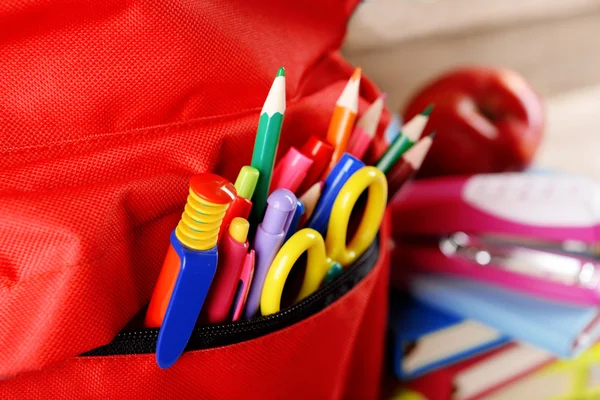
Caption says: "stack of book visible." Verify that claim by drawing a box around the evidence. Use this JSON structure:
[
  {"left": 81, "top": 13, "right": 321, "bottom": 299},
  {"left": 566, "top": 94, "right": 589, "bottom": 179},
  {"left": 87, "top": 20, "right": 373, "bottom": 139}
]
[
  {"left": 387, "top": 173, "right": 600, "bottom": 400},
  {"left": 389, "top": 282, "right": 600, "bottom": 400}
]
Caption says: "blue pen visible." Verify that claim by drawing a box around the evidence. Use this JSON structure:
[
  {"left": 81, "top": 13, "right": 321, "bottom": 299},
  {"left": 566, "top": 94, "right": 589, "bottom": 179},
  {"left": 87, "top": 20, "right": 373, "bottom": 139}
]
[
  {"left": 148, "top": 174, "right": 236, "bottom": 369},
  {"left": 284, "top": 199, "right": 304, "bottom": 243},
  {"left": 156, "top": 232, "right": 218, "bottom": 368},
  {"left": 306, "top": 153, "right": 364, "bottom": 236}
]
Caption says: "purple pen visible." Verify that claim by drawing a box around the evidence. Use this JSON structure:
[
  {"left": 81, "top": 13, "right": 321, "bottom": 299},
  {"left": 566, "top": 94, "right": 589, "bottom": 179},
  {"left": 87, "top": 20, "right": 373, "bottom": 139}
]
[{"left": 243, "top": 189, "right": 296, "bottom": 319}]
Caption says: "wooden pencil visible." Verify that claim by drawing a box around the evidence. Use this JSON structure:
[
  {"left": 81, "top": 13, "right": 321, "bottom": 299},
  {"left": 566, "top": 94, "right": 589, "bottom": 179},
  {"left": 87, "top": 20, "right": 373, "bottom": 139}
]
[
  {"left": 249, "top": 67, "right": 286, "bottom": 225},
  {"left": 322, "top": 67, "right": 361, "bottom": 177},
  {"left": 298, "top": 181, "right": 324, "bottom": 226},
  {"left": 347, "top": 94, "right": 386, "bottom": 160},
  {"left": 375, "top": 105, "right": 433, "bottom": 174}
]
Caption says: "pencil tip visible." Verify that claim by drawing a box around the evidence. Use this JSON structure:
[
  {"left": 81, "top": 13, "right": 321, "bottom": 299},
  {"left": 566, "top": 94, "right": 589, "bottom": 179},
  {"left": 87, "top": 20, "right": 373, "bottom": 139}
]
[
  {"left": 379, "top": 93, "right": 387, "bottom": 101},
  {"left": 276, "top": 67, "right": 285, "bottom": 77},
  {"left": 351, "top": 67, "right": 362, "bottom": 81},
  {"left": 422, "top": 104, "right": 435, "bottom": 117},
  {"left": 428, "top": 130, "right": 437, "bottom": 139}
]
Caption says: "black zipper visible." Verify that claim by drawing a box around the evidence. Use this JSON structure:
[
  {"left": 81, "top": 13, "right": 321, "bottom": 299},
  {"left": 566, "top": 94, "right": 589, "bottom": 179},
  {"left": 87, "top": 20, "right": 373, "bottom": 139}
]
[{"left": 83, "top": 238, "right": 379, "bottom": 356}]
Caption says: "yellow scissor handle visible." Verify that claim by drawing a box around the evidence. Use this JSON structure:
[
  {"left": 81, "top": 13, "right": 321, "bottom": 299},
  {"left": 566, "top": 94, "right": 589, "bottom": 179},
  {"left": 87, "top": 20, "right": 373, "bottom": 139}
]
[
  {"left": 326, "top": 166, "right": 387, "bottom": 267},
  {"left": 260, "top": 228, "right": 332, "bottom": 316}
]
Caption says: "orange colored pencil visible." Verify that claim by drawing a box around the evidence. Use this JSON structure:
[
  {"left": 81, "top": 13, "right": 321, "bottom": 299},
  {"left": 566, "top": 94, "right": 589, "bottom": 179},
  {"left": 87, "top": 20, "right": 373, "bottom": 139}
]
[{"left": 322, "top": 68, "right": 361, "bottom": 177}]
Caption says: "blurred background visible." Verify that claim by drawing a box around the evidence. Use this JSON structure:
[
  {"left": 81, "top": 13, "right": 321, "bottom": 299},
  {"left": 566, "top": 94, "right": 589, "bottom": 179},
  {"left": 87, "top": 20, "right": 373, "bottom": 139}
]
[{"left": 342, "top": 0, "right": 600, "bottom": 179}]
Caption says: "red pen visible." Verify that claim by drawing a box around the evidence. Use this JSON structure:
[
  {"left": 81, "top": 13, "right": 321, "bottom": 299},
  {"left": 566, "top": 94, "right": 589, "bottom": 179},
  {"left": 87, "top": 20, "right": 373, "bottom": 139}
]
[
  {"left": 201, "top": 218, "right": 250, "bottom": 324},
  {"left": 218, "top": 166, "right": 259, "bottom": 241},
  {"left": 270, "top": 147, "right": 313, "bottom": 194},
  {"left": 230, "top": 250, "right": 255, "bottom": 322},
  {"left": 297, "top": 135, "right": 334, "bottom": 195}
]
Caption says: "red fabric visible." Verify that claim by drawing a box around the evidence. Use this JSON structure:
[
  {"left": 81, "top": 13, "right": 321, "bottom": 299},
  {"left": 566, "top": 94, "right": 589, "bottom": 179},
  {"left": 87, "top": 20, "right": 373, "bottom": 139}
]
[
  {"left": 0, "top": 0, "right": 391, "bottom": 391},
  {"left": 0, "top": 216, "right": 390, "bottom": 399}
]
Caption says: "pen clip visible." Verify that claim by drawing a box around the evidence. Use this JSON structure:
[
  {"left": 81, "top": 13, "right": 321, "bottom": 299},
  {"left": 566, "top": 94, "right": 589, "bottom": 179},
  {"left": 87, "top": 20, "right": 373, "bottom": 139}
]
[
  {"left": 440, "top": 232, "right": 600, "bottom": 289},
  {"left": 230, "top": 250, "right": 255, "bottom": 322},
  {"left": 282, "top": 199, "right": 298, "bottom": 237}
]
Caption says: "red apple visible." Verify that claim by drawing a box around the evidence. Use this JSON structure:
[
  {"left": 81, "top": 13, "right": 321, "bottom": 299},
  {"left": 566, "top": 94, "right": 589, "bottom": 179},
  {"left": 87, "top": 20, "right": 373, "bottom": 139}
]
[{"left": 403, "top": 67, "right": 544, "bottom": 177}]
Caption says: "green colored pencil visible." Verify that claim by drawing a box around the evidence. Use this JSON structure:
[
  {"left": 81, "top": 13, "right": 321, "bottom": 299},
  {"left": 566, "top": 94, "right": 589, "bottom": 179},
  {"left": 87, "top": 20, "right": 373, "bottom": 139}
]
[
  {"left": 375, "top": 105, "right": 433, "bottom": 174},
  {"left": 250, "top": 67, "right": 286, "bottom": 225}
]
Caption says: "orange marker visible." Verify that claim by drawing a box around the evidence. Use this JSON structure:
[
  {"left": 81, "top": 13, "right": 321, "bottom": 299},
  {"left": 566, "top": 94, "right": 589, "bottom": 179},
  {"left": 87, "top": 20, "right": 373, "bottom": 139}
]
[{"left": 322, "top": 67, "right": 361, "bottom": 177}]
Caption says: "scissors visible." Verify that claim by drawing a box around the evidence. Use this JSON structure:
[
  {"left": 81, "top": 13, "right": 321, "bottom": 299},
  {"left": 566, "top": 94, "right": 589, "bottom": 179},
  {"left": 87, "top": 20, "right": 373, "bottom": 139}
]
[{"left": 260, "top": 166, "right": 387, "bottom": 316}]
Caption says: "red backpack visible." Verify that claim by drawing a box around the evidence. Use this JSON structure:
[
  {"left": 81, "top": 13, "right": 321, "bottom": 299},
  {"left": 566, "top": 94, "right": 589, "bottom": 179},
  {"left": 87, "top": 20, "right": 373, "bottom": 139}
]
[{"left": 0, "top": 1, "right": 391, "bottom": 398}]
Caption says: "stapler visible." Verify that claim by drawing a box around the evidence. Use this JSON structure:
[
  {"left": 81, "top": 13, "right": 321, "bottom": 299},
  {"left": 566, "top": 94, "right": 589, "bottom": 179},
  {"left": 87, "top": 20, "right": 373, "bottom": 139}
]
[{"left": 391, "top": 173, "right": 600, "bottom": 305}]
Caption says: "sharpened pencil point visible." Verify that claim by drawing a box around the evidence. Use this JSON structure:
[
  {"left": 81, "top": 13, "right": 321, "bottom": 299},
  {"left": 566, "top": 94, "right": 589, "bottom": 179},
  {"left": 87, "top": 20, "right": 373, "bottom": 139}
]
[
  {"left": 351, "top": 67, "right": 362, "bottom": 81},
  {"left": 422, "top": 104, "right": 435, "bottom": 117},
  {"left": 276, "top": 67, "right": 285, "bottom": 77},
  {"left": 379, "top": 93, "right": 387, "bottom": 101},
  {"left": 428, "top": 130, "right": 437, "bottom": 139}
]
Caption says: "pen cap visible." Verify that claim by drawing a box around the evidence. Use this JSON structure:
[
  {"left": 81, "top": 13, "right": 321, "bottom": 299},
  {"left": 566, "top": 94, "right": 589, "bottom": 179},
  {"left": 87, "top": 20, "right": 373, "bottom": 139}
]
[
  {"left": 281, "top": 147, "right": 312, "bottom": 169},
  {"left": 217, "top": 196, "right": 253, "bottom": 242},
  {"left": 261, "top": 189, "right": 296, "bottom": 234},
  {"left": 189, "top": 173, "right": 237, "bottom": 205},
  {"left": 282, "top": 197, "right": 299, "bottom": 235},
  {"left": 301, "top": 135, "right": 335, "bottom": 160},
  {"left": 177, "top": 173, "right": 236, "bottom": 250},
  {"left": 229, "top": 217, "right": 250, "bottom": 243},
  {"left": 284, "top": 200, "right": 305, "bottom": 243},
  {"left": 324, "top": 153, "right": 365, "bottom": 187},
  {"left": 234, "top": 166, "right": 259, "bottom": 200},
  {"left": 269, "top": 147, "right": 313, "bottom": 194}
]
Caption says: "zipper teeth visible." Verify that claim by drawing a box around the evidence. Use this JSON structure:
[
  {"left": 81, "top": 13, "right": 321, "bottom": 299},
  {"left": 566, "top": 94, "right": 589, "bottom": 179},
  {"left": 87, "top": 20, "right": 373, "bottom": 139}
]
[{"left": 108, "top": 242, "right": 376, "bottom": 343}]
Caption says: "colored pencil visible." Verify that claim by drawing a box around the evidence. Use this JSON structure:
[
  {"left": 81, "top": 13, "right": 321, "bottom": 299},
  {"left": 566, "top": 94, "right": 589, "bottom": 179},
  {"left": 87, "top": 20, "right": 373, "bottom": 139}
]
[
  {"left": 364, "top": 112, "right": 401, "bottom": 165},
  {"left": 347, "top": 94, "right": 385, "bottom": 160},
  {"left": 384, "top": 113, "right": 402, "bottom": 145},
  {"left": 322, "top": 68, "right": 361, "bottom": 177},
  {"left": 299, "top": 181, "right": 324, "bottom": 227},
  {"left": 387, "top": 132, "right": 435, "bottom": 201},
  {"left": 375, "top": 105, "right": 433, "bottom": 174},
  {"left": 249, "top": 67, "right": 286, "bottom": 225},
  {"left": 402, "top": 104, "right": 433, "bottom": 143}
]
